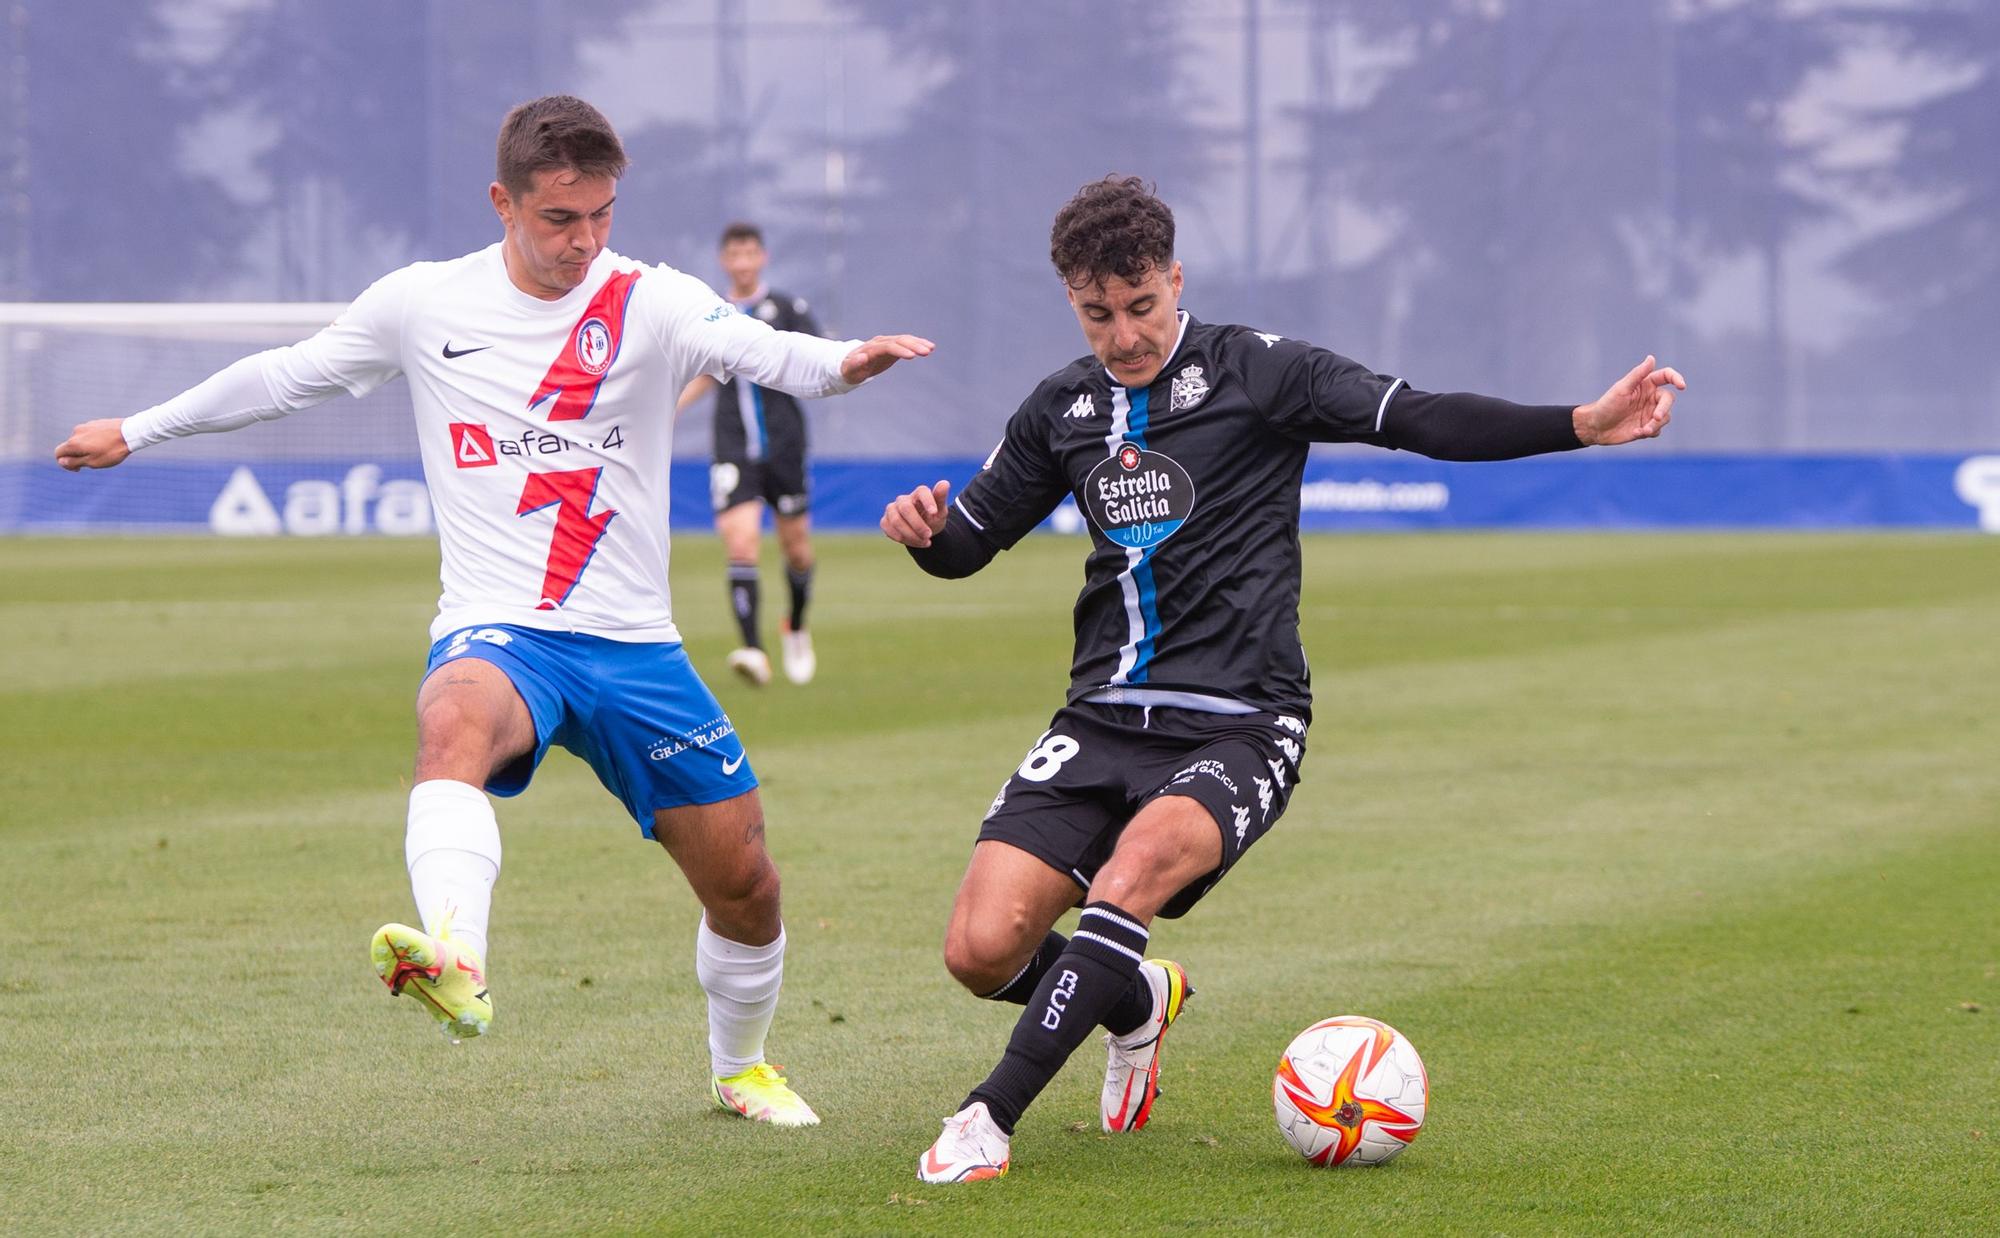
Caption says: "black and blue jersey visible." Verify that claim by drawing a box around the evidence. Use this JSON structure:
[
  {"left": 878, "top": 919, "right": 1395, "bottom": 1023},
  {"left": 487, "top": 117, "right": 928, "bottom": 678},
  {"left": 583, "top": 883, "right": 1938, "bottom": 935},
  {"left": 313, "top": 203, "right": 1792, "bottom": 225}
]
[
  {"left": 712, "top": 287, "right": 822, "bottom": 465},
  {"left": 922, "top": 311, "right": 1581, "bottom": 721}
]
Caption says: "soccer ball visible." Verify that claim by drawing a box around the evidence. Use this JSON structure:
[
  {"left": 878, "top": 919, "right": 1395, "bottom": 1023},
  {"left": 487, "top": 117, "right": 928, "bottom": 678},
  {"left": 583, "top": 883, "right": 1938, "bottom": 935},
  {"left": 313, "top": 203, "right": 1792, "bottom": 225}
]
[{"left": 1272, "top": 1015, "right": 1428, "bottom": 1166}]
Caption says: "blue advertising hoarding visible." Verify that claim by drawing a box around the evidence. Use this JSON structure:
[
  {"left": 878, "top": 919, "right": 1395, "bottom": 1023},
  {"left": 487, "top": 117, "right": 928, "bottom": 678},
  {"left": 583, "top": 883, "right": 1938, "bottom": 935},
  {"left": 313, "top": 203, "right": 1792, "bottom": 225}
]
[{"left": 11, "top": 454, "right": 1996, "bottom": 537}]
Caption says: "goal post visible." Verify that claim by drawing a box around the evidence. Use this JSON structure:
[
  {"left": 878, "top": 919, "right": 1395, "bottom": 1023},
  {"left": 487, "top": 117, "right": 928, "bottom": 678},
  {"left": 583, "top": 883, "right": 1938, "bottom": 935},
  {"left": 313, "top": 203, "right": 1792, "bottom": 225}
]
[{"left": 0, "top": 301, "right": 424, "bottom": 534}]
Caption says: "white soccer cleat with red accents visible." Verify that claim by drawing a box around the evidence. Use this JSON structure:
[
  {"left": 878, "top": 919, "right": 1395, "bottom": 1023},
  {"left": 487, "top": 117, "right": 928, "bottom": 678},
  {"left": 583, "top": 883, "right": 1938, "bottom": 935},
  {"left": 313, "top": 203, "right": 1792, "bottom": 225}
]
[
  {"left": 726, "top": 646, "right": 772, "bottom": 687},
  {"left": 917, "top": 1101, "right": 1011, "bottom": 1183},
  {"left": 779, "top": 623, "right": 816, "bottom": 685},
  {"left": 1101, "top": 958, "right": 1192, "bottom": 1132}
]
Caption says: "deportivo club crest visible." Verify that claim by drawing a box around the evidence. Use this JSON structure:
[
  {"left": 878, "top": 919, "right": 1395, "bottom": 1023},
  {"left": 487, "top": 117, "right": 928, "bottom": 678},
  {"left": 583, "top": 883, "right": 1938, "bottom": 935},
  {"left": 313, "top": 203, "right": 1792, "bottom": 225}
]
[
  {"left": 1083, "top": 441, "right": 1196, "bottom": 550},
  {"left": 1170, "top": 364, "right": 1209, "bottom": 412},
  {"left": 576, "top": 317, "right": 613, "bottom": 375}
]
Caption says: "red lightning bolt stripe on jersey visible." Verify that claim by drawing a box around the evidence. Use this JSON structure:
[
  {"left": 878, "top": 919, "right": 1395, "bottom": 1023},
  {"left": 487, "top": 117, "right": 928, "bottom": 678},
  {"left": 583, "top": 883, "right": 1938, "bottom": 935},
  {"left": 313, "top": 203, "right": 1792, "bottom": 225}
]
[
  {"left": 116, "top": 244, "right": 865, "bottom": 644},
  {"left": 530, "top": 269, "right": 643, "bottom": 421}
]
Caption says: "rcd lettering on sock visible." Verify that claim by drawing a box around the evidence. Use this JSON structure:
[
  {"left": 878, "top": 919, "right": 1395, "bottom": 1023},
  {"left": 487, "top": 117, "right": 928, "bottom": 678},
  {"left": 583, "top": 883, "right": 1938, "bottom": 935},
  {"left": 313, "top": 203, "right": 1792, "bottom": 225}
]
[{"left": 1041, "top": 969, "right": 1079, "bottom": 1030}]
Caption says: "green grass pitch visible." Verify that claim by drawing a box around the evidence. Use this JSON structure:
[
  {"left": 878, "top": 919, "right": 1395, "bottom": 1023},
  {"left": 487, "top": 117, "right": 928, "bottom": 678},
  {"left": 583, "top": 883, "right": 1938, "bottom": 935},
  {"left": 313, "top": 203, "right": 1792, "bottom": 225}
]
[{"left": 2, "top": 531, "right": 1996, "bottom": 1234}]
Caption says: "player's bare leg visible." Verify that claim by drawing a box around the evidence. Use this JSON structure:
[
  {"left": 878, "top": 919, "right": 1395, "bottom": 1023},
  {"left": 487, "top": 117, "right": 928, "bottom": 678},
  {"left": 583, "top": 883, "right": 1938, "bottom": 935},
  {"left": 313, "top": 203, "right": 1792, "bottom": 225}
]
[
  {"left": 942, "top": 840, "right": 1083, "bottom": 996},
  {"left": 1084, "top": 795, "right": 1220, "bottom": 918},
  {"left": 717, "top": 500, "right": 771, "bottom": 685},
  {"left": 373, "top": 658, "right": 536, "bottom": 1038},
  {"left": 775, "top": 511, "right": 816, "bottom": 684},
  {"left": 922, "top": 812, "right": 1212, "bottom": 1180},
  {"left": 653, "top": 791, "right": 817, "bottom": 1126}
]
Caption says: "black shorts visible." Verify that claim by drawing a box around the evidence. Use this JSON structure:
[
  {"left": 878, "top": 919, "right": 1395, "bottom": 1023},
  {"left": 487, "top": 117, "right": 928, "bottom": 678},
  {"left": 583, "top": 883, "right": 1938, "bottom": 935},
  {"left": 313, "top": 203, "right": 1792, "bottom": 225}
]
[
  {"left": 710, "top": 455, "right": 810, "bottom": 516},
  {"left": 977, "top": 701, "right": 1308, "bottom": 919}
]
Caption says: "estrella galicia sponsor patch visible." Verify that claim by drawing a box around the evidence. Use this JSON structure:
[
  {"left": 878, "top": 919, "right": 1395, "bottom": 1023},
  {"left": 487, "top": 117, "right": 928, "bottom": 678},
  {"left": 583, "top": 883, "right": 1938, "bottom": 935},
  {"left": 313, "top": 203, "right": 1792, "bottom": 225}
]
[{"left": 1083, "top": 442, "right": 1196, "bottom": 550}]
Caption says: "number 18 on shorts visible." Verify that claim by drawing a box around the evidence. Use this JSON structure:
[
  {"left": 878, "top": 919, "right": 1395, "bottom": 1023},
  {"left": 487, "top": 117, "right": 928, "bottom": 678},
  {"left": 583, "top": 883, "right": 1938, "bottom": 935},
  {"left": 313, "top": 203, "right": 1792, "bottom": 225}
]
[{"left": 975, "top": 702, "right": 1307, "bottom": 919}]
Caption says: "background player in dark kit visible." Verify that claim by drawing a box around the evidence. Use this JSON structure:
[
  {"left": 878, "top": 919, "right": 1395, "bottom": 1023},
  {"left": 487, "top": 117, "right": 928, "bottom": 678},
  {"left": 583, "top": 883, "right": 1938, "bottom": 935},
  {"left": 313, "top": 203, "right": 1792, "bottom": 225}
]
[
  {"left": 882, "top": 176, "right": 1684, "bottom": 1183},
  {"left": 682, "top": 222, "right": 827, "bottom": 687}
]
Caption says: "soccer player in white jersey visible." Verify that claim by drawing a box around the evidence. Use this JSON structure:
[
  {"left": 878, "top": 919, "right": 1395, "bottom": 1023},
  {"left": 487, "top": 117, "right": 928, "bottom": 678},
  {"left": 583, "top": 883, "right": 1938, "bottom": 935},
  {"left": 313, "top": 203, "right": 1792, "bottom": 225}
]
[{"left": 55, "top": 95, "right": 933, "bottom": 1127}]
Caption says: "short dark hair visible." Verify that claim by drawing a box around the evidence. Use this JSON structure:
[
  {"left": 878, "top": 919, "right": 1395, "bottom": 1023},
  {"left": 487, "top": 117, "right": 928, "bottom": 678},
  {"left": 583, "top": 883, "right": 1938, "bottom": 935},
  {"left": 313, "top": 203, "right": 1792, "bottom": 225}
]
[
  {"left": 496, "top": 95, "right": 629, "bottom": 196},
  {"left": 1050, "top": 176, "right": 1175, "bottom": 288},
  {"left": 719, "top": 221, "right": 765, "bottom": 248}
]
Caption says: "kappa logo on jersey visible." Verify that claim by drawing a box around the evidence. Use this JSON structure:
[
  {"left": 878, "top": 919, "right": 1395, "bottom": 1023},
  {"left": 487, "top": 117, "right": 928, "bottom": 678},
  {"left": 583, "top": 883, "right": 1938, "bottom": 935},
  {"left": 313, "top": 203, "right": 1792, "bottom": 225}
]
[
  {"left": 529, "top": 270, "right": 642, "bottom": 421},
  {"left": 449, "top": 422, "right": 497, "bottom": 468},
  {"left": 1065, "top": 393, "right": 1096, "bottom": 419},
  {"left": 1274, "top": 715, "right": 1306, "bottom": 737},
  {"left": 1170, "top": 365, "right": 1209, "bottom": 412},
  {"left": 1231, "top": 803, "right": 1253, "bottom": 845},
  {"left": 1253, "top": 774, "right": 1274, "bottom": 821},
  {"left": 1082, "top": 442, "right": 1197, "bottom": 550},
  {"left": 1277, "top": 736, "right": 1302, "bottom": 764},
  {"left": 1255, "top": 332, "right": 1284, "bottom": 348},
  {"left": 1266, "top": 757, "right": 1289, "bottom": 791}
]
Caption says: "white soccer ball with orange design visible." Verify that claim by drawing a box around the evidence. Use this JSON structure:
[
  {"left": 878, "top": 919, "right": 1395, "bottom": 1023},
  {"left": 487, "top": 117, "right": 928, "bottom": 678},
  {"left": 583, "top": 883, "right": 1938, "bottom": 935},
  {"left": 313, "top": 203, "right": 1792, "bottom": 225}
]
[{"left": 1272, "top": 1015, "right": 1427, "bottom": 1166}]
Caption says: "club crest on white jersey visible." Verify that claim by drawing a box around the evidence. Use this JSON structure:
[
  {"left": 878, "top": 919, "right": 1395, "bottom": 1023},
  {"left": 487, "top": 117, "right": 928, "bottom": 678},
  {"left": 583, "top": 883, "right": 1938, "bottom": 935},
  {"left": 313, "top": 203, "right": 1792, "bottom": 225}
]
[{"left": 576, "top": 318, "right": 613, "bottom": 374}]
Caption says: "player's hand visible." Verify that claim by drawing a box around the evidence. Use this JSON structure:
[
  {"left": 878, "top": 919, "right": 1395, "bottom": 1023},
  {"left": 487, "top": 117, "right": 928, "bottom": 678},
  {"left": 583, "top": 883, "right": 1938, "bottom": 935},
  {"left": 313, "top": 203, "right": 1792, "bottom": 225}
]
[
  {"left": 1574, "top": 356, "right": 1684, "bottom": 447},
  {"left": 881, "top": 480, "right": 951, "bottom": 547},
  {"left": 842, "top": 334, "right": 935, "bottom": 385},
  {"left": 55, "top": 419, "right": 133, "bottom": 471}
]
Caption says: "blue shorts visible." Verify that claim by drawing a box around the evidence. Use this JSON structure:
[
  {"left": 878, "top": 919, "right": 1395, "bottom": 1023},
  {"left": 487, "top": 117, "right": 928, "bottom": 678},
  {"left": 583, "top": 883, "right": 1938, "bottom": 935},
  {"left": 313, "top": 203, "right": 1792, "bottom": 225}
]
[{"left": 424, "top": 625, "right": 756, "bottom": 834}]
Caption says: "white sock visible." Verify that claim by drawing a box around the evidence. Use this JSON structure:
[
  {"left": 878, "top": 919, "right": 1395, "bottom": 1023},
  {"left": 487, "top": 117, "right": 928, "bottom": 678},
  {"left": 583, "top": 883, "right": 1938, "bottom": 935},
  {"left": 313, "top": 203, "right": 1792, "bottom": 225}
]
[
  {"left": 404, "top": 779, "right": 501, "bottom": 964},
  {"left": 696, "top": 917, "right": 786, "bottom": 1077}
]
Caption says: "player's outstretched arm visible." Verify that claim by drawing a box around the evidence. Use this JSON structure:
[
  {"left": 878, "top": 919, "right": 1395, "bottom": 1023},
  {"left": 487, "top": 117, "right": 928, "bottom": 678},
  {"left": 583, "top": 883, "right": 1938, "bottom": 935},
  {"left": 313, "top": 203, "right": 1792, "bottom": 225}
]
[
  {"left": 1574, "top": 356, "right": 1684, "bottom": 447},
  {"left": 884, "top": 480, "right": 999, "bottom": 579},
  {"left": 54, "top": 419, "right": 133, "bottom": 472},
  {"left": 841, "top": 334, "right": 936, "bottom": 386},
  {"left": 881, "top": 480, "right": 951, "bottom": 548}
]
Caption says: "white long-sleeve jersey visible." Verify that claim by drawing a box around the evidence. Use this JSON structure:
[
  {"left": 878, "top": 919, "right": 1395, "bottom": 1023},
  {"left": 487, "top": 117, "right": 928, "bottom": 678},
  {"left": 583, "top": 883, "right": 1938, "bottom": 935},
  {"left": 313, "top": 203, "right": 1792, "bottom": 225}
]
[{"left": 121, "top": 244, "right": 861, "bottom": 643}]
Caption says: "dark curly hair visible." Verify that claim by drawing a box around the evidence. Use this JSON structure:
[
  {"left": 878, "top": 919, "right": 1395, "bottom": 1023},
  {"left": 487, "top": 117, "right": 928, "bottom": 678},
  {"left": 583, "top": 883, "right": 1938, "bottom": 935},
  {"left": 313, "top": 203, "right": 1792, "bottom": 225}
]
[{"left": 1049, "top": 176, "right": 1175, "bottom": 289}]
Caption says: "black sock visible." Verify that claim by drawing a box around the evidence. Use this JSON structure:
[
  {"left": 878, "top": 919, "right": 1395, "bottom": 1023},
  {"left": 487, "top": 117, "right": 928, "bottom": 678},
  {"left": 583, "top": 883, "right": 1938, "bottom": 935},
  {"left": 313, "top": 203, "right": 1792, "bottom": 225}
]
[
  {"left": 979, "top": 930, "right": 1154, "bottom": 1034},
  {"left": 1100, "top": 969, "right": 1157, "bottom": 1038},
  {"left": 966, "top": 901, "right": 1149, "bottom": 1133},
  {"left": 727, "top": 561, "right": 760, "bottom": 649},
  {"left": 978, "top": 931, "right": 1067, "bottom": 1005},
  {"left": 786, "top": 563, "right": 813, "bottom": 631}
]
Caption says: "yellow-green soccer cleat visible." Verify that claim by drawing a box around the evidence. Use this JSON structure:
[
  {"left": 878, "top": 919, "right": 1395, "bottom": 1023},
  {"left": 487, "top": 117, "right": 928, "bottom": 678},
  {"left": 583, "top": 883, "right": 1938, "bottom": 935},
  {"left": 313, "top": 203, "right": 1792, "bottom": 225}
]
[
  {"left": 370, "top": 922, "right": 491, "bottom": 1041},
  {"left": 711, "top": 1063, "right": 821, "bottom": 1127}
]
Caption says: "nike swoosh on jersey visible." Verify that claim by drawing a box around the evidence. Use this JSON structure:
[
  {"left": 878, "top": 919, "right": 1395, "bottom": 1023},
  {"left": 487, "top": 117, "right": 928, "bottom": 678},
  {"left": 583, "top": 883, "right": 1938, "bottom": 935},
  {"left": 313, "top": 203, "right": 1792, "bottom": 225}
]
[
  {"left": 721, "top": 751, "right": 747, "bottom": 775},
  {"left": 441, "top": 341, "right": 493, "bottom": 359}
]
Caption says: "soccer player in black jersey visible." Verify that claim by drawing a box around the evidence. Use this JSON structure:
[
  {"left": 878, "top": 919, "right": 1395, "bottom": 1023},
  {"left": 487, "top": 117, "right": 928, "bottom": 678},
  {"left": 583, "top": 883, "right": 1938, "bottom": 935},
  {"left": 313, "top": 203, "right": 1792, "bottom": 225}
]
[
  {"left": 686, "top": 222, "right": 827, "bottom": 687},
  {"left": 883, "top": 176, "right": 1684, "bottom": 1184}
]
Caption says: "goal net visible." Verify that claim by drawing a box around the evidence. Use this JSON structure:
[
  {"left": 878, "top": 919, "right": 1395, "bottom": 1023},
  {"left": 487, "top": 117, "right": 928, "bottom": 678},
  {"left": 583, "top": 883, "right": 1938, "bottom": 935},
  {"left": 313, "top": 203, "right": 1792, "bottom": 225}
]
[{"left": 0, "top": 302, "right": 427, "bottom": 534}]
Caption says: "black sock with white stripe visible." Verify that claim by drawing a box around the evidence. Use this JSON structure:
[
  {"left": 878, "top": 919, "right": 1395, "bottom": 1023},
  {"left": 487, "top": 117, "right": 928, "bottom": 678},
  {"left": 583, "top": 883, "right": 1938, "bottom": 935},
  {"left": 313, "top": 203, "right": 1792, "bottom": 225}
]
[
  {"left": 727, "top": 560, "right": 761, "bottom": 649},
  {"left": 966, "top": 901, "right": 1149, "bottom": 1133},
  {"left": 978, "top": 931, "right": 1067, "bottom": 1005}
]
